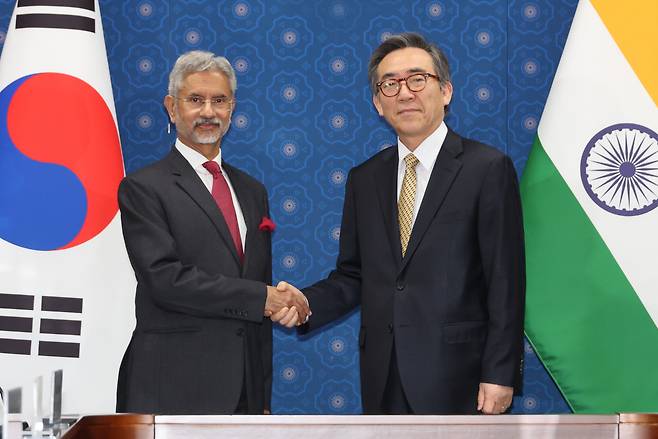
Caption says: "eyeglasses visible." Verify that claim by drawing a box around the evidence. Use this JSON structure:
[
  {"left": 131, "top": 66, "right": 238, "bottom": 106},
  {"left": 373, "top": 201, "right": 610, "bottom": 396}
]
[
  {"left": 376, "top": 72, "right": 439, "bottom": 97},
  {"left": 176, "top": 95, "right": 234, "bottom": 110}
]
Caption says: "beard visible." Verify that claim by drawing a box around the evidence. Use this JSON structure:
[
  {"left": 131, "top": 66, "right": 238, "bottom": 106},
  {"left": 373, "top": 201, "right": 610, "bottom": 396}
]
[{"left": 190, "top": 117, "right": 230, "bottom": 145}]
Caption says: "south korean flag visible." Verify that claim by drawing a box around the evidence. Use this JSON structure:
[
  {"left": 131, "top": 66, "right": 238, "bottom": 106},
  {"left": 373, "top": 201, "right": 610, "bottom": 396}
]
[{"left": 0, "top": 0, "right": 134, "bottom": 419}]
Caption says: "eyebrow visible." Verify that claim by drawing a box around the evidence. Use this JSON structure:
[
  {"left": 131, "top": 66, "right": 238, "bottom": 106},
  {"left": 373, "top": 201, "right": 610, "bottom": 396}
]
[
  {"left": 187, "top": 93, "right": 230, "bottom": 98},
  {"left": 379, "top": 67, "right": 427, "bottom": 80}
]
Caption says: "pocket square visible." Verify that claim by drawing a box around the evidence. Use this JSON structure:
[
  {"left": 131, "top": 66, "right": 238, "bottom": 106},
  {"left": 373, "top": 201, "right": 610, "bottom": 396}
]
[{"left": 259, "top": 216, "right": 276, "bottom": 232}]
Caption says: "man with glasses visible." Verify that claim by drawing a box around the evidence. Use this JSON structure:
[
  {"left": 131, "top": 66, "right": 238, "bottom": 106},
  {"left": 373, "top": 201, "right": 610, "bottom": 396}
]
[
  {"left": 116, "top": 50, "right": 309, "bottom": 415},
  {"left": 290, "top": 33, "right": 525, "bottom": 415}
]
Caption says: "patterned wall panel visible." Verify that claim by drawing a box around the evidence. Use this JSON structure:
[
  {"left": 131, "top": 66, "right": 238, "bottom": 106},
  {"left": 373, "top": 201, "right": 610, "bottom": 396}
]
[{"left": 0, "top": 0, "right": 577, "bottom": 415}]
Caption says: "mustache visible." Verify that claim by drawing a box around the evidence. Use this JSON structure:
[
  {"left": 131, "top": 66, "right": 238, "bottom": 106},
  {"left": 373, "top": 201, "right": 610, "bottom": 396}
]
[{"left": 194, "top": 118, "right": 222, "bottom": 128}]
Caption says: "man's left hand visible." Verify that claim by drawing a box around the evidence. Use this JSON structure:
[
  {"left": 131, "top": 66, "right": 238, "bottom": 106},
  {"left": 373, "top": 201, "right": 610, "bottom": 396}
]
[
  {"left": 477, "top": 382, "right": 513, "bottom": 414},
  {"left": 270, "top": 306, "right": 299, "bottom": 328}
]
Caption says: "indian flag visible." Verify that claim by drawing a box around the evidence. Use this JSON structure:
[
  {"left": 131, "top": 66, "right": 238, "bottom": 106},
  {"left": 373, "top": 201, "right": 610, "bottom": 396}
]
[{"left": 522, "top": 0, "right": 658, "bottom": 413}]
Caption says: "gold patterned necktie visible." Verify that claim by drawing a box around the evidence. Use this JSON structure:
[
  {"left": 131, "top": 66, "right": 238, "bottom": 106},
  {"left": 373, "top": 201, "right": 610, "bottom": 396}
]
[{"left": 398, "top": 154, "right": 419, "bottom": 257}]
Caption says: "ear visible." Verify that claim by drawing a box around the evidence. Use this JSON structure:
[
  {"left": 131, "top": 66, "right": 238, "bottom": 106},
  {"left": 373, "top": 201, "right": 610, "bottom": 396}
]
[
  {"left": 163, "top": 95, "right": 176, "bottom": 123},
  {"left": 372, "top": 93, "right": 384, "bottom": 117},
  {"left": 440, "top": 81, "right": 453, "bottom": 107}
]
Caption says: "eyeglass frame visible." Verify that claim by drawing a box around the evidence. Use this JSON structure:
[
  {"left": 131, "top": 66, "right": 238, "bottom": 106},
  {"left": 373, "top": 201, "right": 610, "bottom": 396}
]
[
  {"left": 376, "top": 72, "right": 440, "bottom": 97},
  {"left": 174, "top": 95, "right": 234, "bottom": 110}
]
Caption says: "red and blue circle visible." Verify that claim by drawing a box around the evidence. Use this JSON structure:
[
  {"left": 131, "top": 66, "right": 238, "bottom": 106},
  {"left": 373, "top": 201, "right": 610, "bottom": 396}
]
[{"left": 0, "top": 72, "right": 123, "bottom": 250}]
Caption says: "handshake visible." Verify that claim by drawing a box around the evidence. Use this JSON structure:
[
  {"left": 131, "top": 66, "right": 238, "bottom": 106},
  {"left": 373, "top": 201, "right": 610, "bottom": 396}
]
[{"left": 264, "top": 281, "right": 311, "bottom": 328}]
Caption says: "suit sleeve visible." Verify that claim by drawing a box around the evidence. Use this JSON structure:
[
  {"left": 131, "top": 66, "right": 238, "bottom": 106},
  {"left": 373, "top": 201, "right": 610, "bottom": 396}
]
[
  {"left": 477, "top": 154, "right": 526, "bottom": 388},
  {"left": 118, "top": 175, "right": 267, "bottom": 323},
  {"left": 300, "top": 170, "right": 362, "bottom": 333}
]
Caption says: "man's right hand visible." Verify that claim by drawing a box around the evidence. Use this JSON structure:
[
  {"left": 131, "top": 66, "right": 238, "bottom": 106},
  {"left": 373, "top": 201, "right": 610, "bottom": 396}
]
[{"left": 265, "top": 281, "right": 311, "bottom": 325}]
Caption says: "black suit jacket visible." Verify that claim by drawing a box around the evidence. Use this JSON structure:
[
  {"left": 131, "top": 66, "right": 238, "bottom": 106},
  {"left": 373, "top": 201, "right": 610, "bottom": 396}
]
[
  {"left": 302, "top": 129, "right": 525, "bottom": 414},
  {"left": 116, "top": 148, "right": 272, "bottom": 415}
]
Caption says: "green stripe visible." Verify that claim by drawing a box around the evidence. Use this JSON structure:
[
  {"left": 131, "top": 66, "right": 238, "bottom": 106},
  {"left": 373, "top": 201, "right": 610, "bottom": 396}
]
[{"left": 521, "top": 137, "right": 658, "bottom": 413}]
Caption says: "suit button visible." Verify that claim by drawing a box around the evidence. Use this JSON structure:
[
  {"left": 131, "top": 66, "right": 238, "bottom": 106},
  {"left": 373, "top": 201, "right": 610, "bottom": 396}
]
[
  {"left": 236, "top": 328, "right": 244, "bottom": 336},
  {"left": 396, "top": 283, "right": 405, "bottom": 291},
  {"left": 388, "top": 323, "right": 393, "bottom": 333}
]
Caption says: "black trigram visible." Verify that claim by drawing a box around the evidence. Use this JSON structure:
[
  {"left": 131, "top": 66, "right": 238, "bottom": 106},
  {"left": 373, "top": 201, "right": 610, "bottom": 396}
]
[
  {"left": 0, "top": 292, "right": 83, "bottom": 358},
  {"left": 16, "top": 0, "right": 95, "bottom": 33}
]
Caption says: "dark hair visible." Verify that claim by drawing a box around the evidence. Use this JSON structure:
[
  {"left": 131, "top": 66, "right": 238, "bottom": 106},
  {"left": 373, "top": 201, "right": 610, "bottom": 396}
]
[{"left": 367, "top": 32, "right": 451, "bottom": 96}]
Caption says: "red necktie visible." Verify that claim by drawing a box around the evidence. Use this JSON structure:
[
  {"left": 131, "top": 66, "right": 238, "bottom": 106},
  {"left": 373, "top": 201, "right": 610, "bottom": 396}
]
[{"left": 202, "top": 161, "right": 244, "bottom": 263}]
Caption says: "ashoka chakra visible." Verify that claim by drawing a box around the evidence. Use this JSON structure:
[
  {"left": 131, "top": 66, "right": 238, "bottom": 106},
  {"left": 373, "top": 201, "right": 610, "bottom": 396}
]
[{"left": 581, "top": 123, "right": 658, "bottom": 216}]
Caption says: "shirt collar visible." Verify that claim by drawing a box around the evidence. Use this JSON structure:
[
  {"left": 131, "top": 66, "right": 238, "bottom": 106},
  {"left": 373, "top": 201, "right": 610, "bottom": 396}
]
[
  {"left": 397, "top": 121, "right": 448, "bottom": 171},
  {"left": 174, "top": 138, "right": 222, "bottom": 174}
]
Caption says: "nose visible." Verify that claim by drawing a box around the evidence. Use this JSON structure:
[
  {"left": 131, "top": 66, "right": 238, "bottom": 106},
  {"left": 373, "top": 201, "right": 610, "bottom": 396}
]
[
  {"left": 397, "top": 80, "right": 415, "bottom": 100},
  {"left": 199, "top": 100, "right": 215, "bottom": 117}
]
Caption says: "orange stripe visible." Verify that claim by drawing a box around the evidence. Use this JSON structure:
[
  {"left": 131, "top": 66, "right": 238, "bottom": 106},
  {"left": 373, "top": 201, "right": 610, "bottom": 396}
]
[{"left": 591, "top": 0, "right": 658, "bottom": 106}]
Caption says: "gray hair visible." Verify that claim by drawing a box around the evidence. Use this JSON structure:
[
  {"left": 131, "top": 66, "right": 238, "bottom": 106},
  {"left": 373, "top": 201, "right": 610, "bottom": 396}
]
[
  {"left": 367, "top": 32, "right": 451, "bottom": 96},
  {"left": 167, "top": 50, "right": 237, "bottom": 96}
]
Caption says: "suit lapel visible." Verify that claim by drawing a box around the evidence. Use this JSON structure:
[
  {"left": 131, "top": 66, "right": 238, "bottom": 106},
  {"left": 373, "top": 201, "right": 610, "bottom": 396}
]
[
  {"left": 374, "top": 147, "right": 403, "bottom": 267},
  {"left": 223, "top": 163, "right": 259, "bottom": 275},
  {"left": 400, "top": 129, "right": 463, "bottom": 273},
  {"left": 167, "top": 149, "right": 242, "bottom": 266}
]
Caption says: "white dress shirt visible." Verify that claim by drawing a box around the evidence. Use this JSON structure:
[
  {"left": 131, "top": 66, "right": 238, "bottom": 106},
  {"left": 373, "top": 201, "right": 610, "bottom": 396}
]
[
  {"left": 396, "top": 121, "right": 448, "bottom": 227},
  {"left": 175, "top": 139, "right": 247, "bottom": 250}
]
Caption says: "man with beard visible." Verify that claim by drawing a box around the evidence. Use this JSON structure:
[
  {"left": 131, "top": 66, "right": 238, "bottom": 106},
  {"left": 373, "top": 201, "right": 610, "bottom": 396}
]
[{"left": 116, "top": 51, "right": 309, "bottom": 415}]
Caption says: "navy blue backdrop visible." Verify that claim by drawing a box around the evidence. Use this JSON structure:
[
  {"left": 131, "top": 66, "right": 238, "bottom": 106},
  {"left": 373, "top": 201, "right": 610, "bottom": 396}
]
[{"left": 0, "top": 0, "right": 577, "bottom": 414}]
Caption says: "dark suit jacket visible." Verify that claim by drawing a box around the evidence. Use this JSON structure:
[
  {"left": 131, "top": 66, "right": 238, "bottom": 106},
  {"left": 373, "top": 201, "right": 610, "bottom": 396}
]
[
  {"left": 115, "top": 148, "right": 272, "bottom": 415},
  {"left": 302, "top": 129, "right": 525, "bottom": 414}
]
